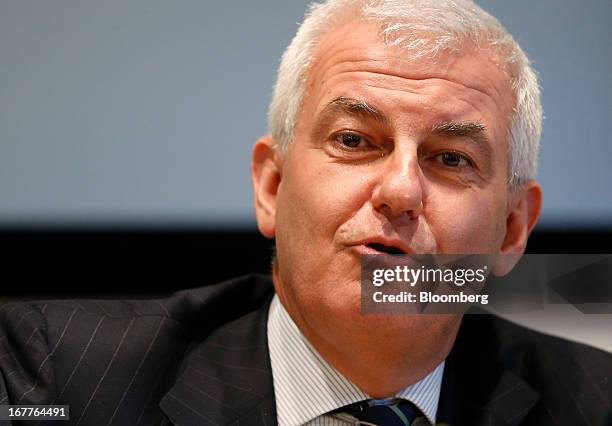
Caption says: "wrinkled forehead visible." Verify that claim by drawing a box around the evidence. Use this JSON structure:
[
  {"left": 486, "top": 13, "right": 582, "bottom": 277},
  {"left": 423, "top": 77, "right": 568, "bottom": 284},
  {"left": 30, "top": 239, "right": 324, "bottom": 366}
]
[
  {"left": 311, "top": 18, "right": 513, "bottom": 92},
  {"left": 300, "top": 18, "right": 516, "bottom": 132}
]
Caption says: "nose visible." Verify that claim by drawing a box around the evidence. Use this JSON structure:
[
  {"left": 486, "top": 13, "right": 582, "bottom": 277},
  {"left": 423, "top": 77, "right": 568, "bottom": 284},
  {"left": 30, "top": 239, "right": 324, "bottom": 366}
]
[{"left": 371, "top": 146, "right": 424, "bottom": 220}]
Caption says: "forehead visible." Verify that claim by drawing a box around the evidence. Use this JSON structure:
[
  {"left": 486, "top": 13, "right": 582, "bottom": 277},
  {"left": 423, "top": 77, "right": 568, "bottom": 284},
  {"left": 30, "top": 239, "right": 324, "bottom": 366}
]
[{"left": 298, "top": 19, "right": 515, "bottom": 141}]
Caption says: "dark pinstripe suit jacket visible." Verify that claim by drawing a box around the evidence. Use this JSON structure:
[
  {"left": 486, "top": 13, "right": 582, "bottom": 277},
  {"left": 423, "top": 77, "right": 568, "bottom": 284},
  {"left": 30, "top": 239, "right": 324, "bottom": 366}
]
[{"left": 1, "top": 274, "right": 611, "bottom": 426}]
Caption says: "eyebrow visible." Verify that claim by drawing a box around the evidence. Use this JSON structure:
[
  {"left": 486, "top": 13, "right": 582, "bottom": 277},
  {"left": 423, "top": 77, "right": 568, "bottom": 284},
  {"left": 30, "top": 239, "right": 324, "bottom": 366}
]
[
  {"left": 319, "top": 96, "right": 389, "bottom": 124},
  {"left": 431, "top": 121, "right": 494, "bottom": 171},
  {"left": 431, "top": 121, "right": 489, "bottom": 145}
]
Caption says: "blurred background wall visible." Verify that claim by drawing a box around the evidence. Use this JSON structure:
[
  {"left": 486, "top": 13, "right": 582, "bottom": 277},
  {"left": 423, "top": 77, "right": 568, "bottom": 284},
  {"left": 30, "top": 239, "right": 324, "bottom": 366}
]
[
  {"left": 1, "top": 0, "right": 610, "bottom": 227},
  {"left": 1, "top": 0, "right": 610, "bottom": 351}
]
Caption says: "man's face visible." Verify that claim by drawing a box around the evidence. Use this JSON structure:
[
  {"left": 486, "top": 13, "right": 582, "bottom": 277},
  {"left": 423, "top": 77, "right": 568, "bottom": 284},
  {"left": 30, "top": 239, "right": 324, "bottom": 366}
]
[{"left": 253, "top": 21, "right": 538, "bottom": 358}]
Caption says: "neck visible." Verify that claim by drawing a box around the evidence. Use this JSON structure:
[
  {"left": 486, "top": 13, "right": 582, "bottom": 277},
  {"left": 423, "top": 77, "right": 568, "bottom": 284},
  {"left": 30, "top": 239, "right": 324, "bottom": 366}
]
[
  {"left": 303, "top": 316, "right": 459, "bottom": 397},
  {"left": 272, "top": 267, "right": 462, "bottom": 397}
]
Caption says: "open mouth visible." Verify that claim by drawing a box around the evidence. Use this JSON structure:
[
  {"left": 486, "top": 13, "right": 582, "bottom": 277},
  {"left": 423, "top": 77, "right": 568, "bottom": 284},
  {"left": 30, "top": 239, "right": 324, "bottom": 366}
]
[{"left": 367, "top": 243, "right": 406, "bottom": 255}]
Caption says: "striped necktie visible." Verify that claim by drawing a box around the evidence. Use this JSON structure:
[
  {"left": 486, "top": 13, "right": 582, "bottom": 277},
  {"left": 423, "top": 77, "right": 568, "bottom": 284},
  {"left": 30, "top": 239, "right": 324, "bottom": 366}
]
[{"left": 331, "top": 398, "right": 428, "bottom": 425}]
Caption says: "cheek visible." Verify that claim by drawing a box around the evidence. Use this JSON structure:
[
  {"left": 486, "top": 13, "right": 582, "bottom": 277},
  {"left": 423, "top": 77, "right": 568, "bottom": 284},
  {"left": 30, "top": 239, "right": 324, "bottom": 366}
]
[
  {"left": 280, "top": 155, "right": 373, "bottom": 243},
  {"left": 425, "top": 188, "right": 506, "bottom": 252},
  {"left": 273, "top": 153, "right": 373, "bottom": 313},
  {"left": 274, "top": 155, "right": 354, "bottom": 278}
]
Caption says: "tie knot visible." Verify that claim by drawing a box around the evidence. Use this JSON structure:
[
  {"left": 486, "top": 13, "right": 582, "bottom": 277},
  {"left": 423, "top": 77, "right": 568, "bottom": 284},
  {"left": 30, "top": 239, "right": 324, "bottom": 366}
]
[{"left": 331, "top": 398, "right": 428, "bottom": 426}]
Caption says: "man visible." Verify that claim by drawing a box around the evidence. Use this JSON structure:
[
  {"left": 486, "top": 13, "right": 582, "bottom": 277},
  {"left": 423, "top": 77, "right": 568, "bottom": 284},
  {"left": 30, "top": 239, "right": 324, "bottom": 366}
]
[{"left": 1, "top": 1, "right": 610, "bottom": 425}]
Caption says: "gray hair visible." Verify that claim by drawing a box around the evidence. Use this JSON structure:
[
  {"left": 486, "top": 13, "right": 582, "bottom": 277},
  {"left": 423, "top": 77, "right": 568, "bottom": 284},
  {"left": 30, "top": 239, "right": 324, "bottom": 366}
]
[{"left": 267, "top": 0, "right": 541, "bottom": 187}]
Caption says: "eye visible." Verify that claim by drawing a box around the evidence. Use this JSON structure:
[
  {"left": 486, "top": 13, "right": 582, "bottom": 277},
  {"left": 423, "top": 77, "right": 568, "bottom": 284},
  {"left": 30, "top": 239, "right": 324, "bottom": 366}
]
[
  {"left": 334, "top": 132, "right": 367, "bottom": 148},
  {"left": 434, "top": 151, "right": 472, "bottom": 167}
]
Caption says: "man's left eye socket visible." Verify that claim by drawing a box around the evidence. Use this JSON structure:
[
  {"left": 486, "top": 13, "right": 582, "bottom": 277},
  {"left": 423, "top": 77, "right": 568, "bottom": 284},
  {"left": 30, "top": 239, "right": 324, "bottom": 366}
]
[
  {"left": 338, "top": 133, "right": 364, "bottom": 148},
  {"left": 437, "top": 152, "right": 471, "bottom": 167}
]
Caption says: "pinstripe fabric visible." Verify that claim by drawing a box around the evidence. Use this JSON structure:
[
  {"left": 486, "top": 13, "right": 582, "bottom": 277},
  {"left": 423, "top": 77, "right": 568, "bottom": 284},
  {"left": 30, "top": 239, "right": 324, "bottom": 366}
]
[
  {"left": 158, "top": 291, "right": 277, "bottom": 426},
  {"left": 0, "top": 275, "right": 277, "bottom": 425},
  {"left": 1, "top": 275, "right": 611, "bottom": 426},
  {"left": 0, "top": 298, "right": 181, "bottom": 425},
  {"left": 267, "top": 296, "right": 443, "bottom": 426}
]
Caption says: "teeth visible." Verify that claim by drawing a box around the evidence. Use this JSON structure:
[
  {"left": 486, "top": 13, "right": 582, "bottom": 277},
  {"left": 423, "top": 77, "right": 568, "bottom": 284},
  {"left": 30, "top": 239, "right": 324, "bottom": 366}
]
[{"left": 368, "top": 243, "right": 404, "bottom": 255}]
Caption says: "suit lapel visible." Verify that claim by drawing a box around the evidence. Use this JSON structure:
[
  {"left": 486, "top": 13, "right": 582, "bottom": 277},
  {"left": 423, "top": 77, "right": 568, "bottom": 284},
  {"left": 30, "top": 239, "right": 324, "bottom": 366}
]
[
  {"left": 160, "top": 281, "right": 277, "bottom": 426},
  {"left": 439, "top": 370, "right": 539, "bottom": 426},
  {"left": 437, "top": 315, "right": 540, "bottom": 426},
  {"left": 158, "top": 280, "right": 542, "bottom": 426}
]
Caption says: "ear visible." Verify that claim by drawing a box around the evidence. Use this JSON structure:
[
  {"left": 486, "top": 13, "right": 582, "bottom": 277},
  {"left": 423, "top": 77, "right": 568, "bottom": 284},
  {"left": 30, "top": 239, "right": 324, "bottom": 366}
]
[
  {"left": 492, "top": 180, "right": 542, "bottom": 276},
  {"left": 251, "top": 135, "right": 282, "bottom": 238}
]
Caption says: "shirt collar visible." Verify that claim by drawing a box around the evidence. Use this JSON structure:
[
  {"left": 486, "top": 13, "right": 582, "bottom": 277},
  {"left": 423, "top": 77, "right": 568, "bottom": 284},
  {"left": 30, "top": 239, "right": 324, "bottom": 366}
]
[{"left": 267, "top": 295, "right": 444, "bottom": 426}]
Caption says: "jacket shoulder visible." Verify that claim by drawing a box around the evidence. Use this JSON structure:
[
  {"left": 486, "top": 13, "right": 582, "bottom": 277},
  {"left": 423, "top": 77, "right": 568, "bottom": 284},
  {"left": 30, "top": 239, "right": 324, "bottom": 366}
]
[
  {"left": 0, "top": 273, "right": 274, "bottom": 423},
  {"left": 457, "top": 314, "right": 612, "bottom": 425},
  {"left": 485, "top": 315, "right": 612, "bottom": 380}
]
